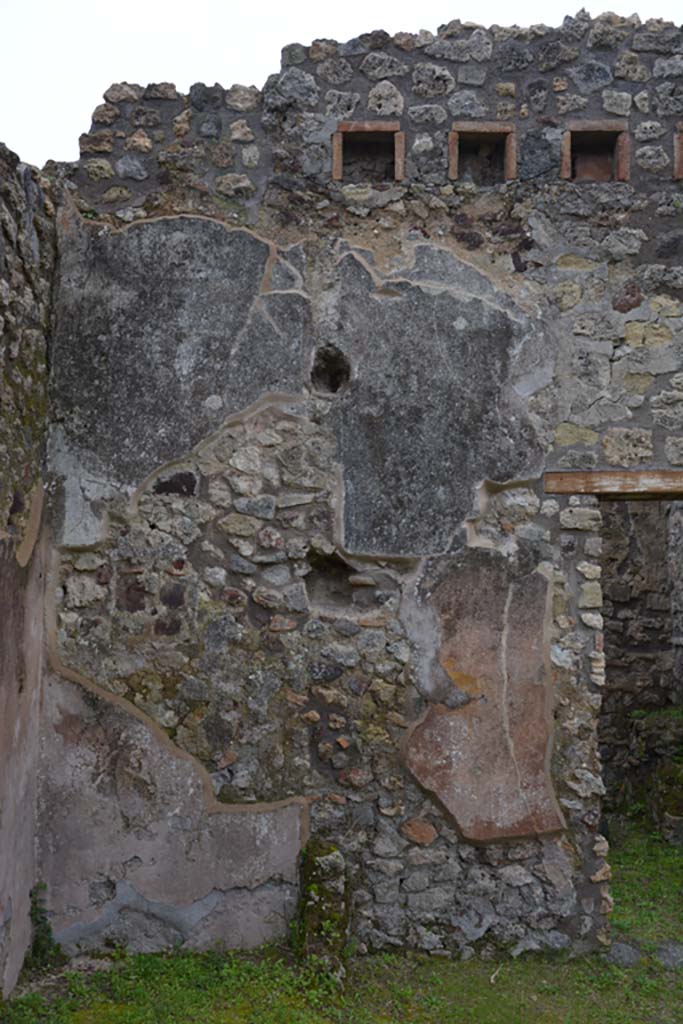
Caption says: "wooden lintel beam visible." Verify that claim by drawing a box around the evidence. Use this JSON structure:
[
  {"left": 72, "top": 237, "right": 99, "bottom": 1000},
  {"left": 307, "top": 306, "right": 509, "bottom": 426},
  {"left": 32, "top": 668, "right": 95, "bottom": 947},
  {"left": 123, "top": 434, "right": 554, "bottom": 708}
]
[
  {"left": 545, "top": 470, "right": 683, "bottom": 497},
  {"left": 336, "top": 120, "right": 400, "bottom": 133}
]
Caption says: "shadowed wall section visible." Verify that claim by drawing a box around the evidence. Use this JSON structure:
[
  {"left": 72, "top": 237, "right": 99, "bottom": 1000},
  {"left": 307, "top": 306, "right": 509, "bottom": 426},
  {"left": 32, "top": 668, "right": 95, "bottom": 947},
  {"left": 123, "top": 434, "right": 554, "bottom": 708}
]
[{"left": 0, "top": 146, "right": 52, "bottom": 997}]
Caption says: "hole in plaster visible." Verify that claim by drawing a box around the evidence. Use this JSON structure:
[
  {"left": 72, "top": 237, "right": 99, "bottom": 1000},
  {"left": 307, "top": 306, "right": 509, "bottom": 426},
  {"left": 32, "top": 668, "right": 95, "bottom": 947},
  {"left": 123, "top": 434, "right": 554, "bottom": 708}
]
[
  {"left": 458, "top": 134, "right": 507, "bottom": 186},
  {"left": 342, "top": 131, "right": 395, "bottom": 184},
  {"left": 153, "top": 471, "right": 197, "bottom": 497},
  {"left": 311, "top": 346, "right": 351, "bottom": 395},
  {"left": 305, "top": 550, "right": 354, "bottom": 607},
  {"left": 7, "top": 491, "right": 24, "bottom": 526}
]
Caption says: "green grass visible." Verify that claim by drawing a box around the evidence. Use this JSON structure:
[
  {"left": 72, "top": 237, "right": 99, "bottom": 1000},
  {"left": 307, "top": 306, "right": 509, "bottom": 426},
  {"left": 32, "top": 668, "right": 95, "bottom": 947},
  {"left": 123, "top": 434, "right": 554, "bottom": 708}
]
[
  {"left": 2, "top": 821, "right": 682, "bottom": 1024},
  {"left": 2, "top": 950, "right": 682, "bottom": 1024},
  {"left": 609, "top": 818, "right": 683, "bottom": 944}
]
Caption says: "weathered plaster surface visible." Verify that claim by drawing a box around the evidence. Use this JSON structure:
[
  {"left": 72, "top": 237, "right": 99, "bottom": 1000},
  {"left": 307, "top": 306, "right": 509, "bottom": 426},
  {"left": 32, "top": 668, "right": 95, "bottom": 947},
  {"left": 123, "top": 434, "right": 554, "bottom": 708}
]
[
  {"left": 51, "top": 211, "right": 309, "bottom": 521},
  {"left": 329, "top": 250, "right": 544, "bottom": 554},
  {"left": 39, "top": 669, "right": 304, "bottom": 953},
  {"left": 404, "top": 549, "right": 564, "bottom": 840}
]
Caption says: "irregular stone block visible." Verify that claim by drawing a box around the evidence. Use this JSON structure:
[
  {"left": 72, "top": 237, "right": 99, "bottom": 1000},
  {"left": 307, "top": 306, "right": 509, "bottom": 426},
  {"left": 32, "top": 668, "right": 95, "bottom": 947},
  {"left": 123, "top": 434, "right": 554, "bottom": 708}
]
[
  {"left": 665, "top": 436, "right": 683, "bottom": 465},
  {"left": 92, "top": 103, "right": 120, "bottom": 125},
  {"left": 652, "top": 390, "right": 683, "bottom": 430},
  {"left": 602, "top": 89, "right": 632, "bottom": 115},
  {"left": 602, "top": 425, "right": 655, "bottom": 466},
  {"left": 654, "top": 81, "right": 683, "bottom": 115},
  {"left": 498, "top": 40, "right": 534, "bottom": 71},
  {"left": 104, "top": 82, "right": 143, "bottom": 103},
  {"left": 559, "top": 507, "right": 602, "bottom": 530},
  {"left": 215, "top": 172, "right": 255, "bottom": 196},
  {"left": 84, "top": 159, "right": 114, "bottom": 181},
  {"left": 189, "top": 83, "right": 225, "bottom": 110},
  {"left": 317, "top": 58, "right": 354, "bottom": 85},
  {"left": 400, "top": 818, "right": 438, "bottom": 845},
  {"left": 264, "top": 68, "right": 319, "bottom": 111},
  {"left": 635, "top": 145, "right": 671, "bottom": 172},
  {"left": 408, "top": 103, "right": 447, "bottom": 124},
  {"left": 653, "top": 54, "right": 683, "bottom": 77},
  {"left": 325, "top": 90, "right": 359, "bottom": 117},
  {"left": 368, "top": 80, "right": 404, "bottom": 116},
  {"left": 613, "top": 50, "right": 650, "bottom": 81},
  {"left": 115, "top": 155, "right": 148, "bottom": 181},
  {"left": 125, "top": 128, "right": 154, "bottom": 152},
  {"left": 224, "top": 84, "right": 261, "bottom": 111},
  {"left": 569, "top": 61, "right": 613, "bottom": 93},
  {"left": 634, "top": 121, "right": 665, "bottom": 142},
  {"left": 538, "top": 40, "right": 579, "bottom": 72},
  {"left": 447, "top": 90, "right": 488, "bottom": 117},
  {"left": 632, "top": 28, "right": 683, "bottom": 53},
  {"left": 412, "top": 63, "right": 455, "bottom": 97}
]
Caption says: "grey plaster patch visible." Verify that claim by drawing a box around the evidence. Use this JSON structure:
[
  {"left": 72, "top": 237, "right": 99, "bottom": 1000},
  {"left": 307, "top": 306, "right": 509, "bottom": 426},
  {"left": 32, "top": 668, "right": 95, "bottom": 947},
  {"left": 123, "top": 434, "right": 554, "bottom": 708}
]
[
  {"left": 327, "top": 250, "right": 544, "bottom": 555},
  {"left": 54, "top": 879, "right": 296, "bottom": 954},
  {"left": 51, "top": 213, "right": 310, "bottom": 491}
]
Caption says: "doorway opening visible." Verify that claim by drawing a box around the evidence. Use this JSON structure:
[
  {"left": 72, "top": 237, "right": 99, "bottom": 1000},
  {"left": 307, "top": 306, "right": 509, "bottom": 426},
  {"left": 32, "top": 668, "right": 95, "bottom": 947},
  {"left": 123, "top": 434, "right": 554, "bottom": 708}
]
[{"left": 599, "top": 499, "right": 682, "bottom": 834}]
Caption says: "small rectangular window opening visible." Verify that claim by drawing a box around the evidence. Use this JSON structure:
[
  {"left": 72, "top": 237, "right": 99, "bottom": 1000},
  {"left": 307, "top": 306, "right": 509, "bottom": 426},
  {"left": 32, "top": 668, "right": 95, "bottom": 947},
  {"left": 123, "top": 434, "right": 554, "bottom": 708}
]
[
  {"left": 572, "top": 132, "right": 619, "bottom": 181},
  {"left": 561, "top": 122, "right": 630, "bottom": 182},
  {"left": 458, "top": 133, "right": 506, "bottom": 185},
  {"left": 343, "top": 132, "right": 395, "bottom": 183},
  {"left": 448, "top": 123, "right": 516, "bottom": 185},
  {"left": 332, "top": 121, "right": 405, "bottom": 184}
]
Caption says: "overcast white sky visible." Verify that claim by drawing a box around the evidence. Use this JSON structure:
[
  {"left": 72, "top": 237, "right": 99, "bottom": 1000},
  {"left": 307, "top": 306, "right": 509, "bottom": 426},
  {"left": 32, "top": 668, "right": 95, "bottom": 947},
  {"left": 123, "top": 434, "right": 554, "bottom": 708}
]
[{"left": 1, "top": 0, "right": 681, "bottom": 168}]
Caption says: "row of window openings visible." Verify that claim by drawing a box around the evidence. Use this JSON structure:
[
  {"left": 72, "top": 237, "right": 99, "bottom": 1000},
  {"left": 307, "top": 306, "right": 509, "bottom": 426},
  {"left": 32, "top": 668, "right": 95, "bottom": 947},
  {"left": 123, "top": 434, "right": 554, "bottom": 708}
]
[{"left": 332, "top": 120, "right": 683, "bottom": 186}]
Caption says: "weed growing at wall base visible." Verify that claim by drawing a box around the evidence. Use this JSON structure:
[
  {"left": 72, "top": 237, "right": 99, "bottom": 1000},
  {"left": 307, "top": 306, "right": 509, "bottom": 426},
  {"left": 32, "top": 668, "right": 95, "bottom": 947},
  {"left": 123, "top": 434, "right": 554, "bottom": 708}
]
[{"left": 23, "top": 885, "right": 65, "bottom": 973}]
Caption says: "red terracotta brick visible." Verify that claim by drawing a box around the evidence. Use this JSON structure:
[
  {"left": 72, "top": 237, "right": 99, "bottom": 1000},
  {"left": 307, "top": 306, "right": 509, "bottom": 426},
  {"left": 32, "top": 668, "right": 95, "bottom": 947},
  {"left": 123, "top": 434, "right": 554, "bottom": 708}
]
[{"left": 400, "top": 817, "right": 438, "bottom": 845}]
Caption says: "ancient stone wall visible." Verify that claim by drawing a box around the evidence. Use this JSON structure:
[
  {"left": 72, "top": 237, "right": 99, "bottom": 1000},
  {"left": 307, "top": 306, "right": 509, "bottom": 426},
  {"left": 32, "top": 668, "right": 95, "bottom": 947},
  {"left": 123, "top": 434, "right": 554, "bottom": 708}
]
[
  {"left": 4, "top": 10, "right": 683, "bottom": 989},
  {"left": 0, "top": 145, "right": 52, "bottom": 539},
  {"left": 599, "top": 500, "right": 674, "bottom": 797},
  {"left": 66, "top": 12, "right": 683, "bottom": 227},
  {"left": 0, "top": 145, "right": 53, "bottom": 997},
  {"left": 599, "top": 498, "right": 683, "bottom": 816}
]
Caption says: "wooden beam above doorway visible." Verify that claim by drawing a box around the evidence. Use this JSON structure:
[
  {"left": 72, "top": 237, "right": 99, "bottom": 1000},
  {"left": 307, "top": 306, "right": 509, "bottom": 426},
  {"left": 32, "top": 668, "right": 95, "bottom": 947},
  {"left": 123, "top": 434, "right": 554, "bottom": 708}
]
[{"left": 544, "top": 470, "right": 683, "bottom": 498}]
